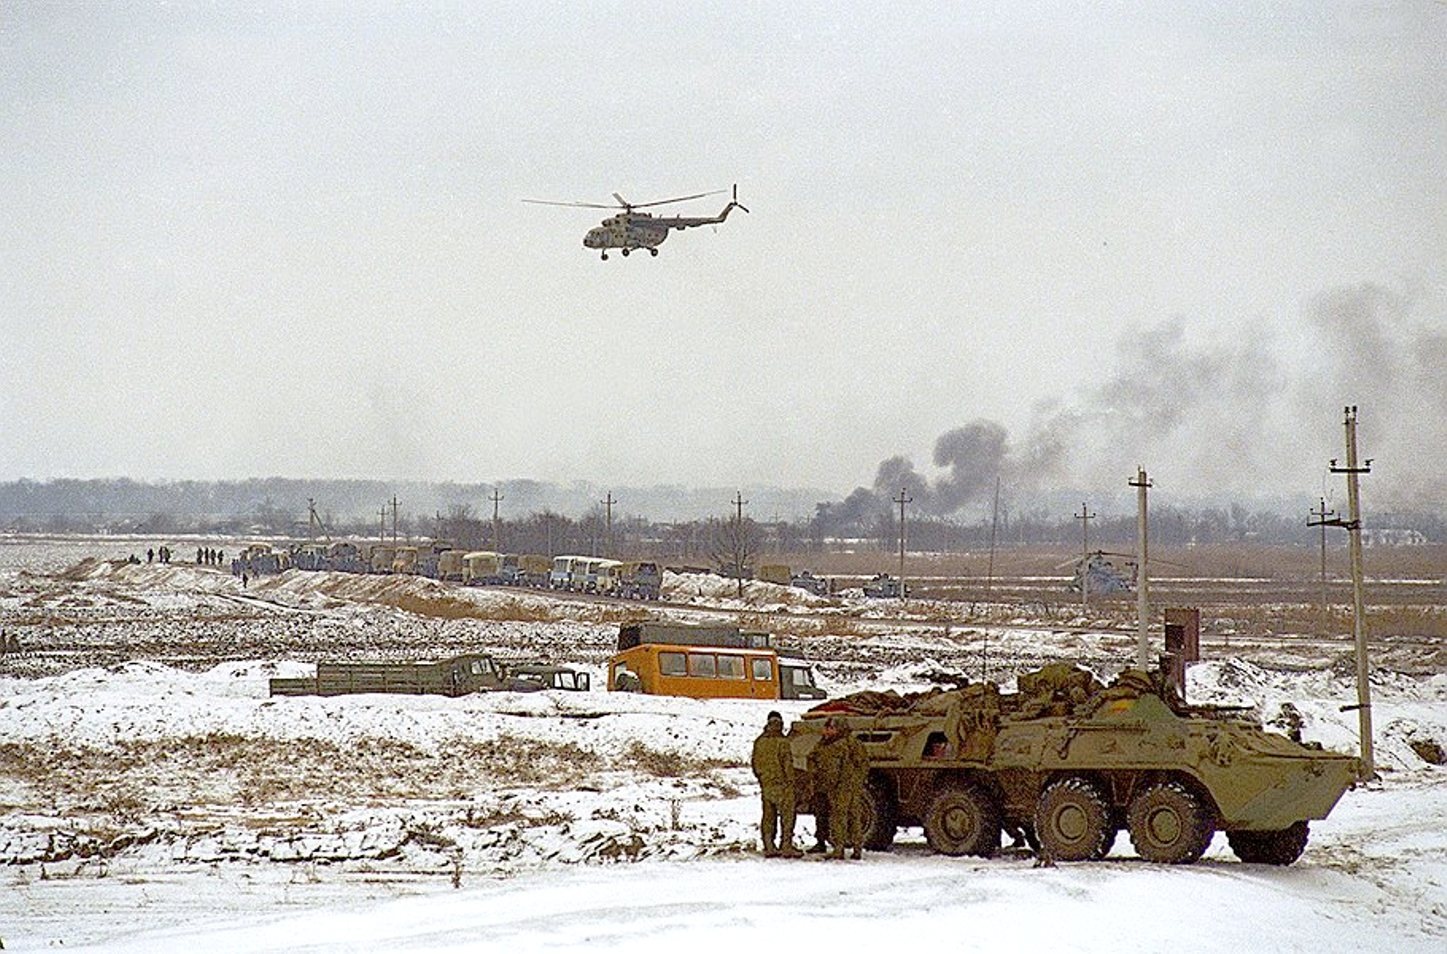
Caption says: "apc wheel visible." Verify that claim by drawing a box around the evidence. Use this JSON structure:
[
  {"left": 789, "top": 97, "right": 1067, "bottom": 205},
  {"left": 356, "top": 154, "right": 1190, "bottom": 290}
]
[
  {"left": 923, "top": 783, "right": 1000, "bottom": 857},
  {"left": 1227, "top": 821, "right": 1309, "bottom": 866},
  {"left": 621, "top": 247, "right": 631, "bottom": 257},
  {"left": 1035, "top": 778, "right": 1113, "bottom": 862},
  {"left": 1127, "top": 781, "right": 1216, "bottom": 864},
  {"left": 861, "top": 778, "right": 898, "bottom": 851},
  {"left": 649, "top": 247, "right": 659, "bottom": 257}
]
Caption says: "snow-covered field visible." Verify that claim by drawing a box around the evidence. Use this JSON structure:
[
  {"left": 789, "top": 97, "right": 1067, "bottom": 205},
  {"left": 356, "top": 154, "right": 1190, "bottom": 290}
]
[{"left": 0, "top": 538, "right": 1443, "bottom": 952}]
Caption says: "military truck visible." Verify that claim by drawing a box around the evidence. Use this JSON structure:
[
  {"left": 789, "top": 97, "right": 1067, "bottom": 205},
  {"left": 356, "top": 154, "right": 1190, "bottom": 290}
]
[
  {"left": 788, "top": 663, "right": 1358, "bottom": 865},
  {"left": 503, "top": 664, "right": 592, "bottom": 693},
  {"left": 269, "top": 653, "right": 506, "bottom": 698},
  {"left": 616, "top": 561, "right": 662, "bottom": 600},
  {"left": 758, "top": 564, "right": 792, "bottom": 585}
]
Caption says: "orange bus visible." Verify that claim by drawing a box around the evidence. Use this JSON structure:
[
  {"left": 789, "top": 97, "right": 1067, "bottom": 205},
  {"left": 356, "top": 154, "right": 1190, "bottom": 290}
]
[{"left": 608, "top": 643, "right": 824, "bottom": 701}]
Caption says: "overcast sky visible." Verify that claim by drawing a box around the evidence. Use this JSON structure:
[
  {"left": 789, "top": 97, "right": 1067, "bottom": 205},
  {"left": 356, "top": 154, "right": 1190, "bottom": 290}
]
[{"left": 2, "top": 2, "right": 1443, "bottom": 509}]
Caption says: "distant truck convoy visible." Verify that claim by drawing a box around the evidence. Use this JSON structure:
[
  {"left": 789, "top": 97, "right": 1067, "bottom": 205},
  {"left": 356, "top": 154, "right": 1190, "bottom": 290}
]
[
  {"left": 608, "top": 622, "right": 825, "bottom": 701},
  {"left": 267, "top": 654, "right": 591, "bottom": 698}
]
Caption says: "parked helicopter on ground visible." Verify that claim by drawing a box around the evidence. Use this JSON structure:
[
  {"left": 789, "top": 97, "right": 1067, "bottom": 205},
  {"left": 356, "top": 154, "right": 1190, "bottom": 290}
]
[
  {"left": 524, "top": 185, "right": 749, "bottom": 259},
  {"left": 1054, "top": 550, "right": 1189, "bottom": 596}
]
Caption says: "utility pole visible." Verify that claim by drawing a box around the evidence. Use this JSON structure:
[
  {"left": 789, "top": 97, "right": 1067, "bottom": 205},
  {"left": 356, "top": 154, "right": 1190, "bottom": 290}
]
[
  {"left": 307, "top": 498, "right": 331, "bottom": 542},
  {"left": 389, "top": 496, "right": 400, "bottom": 545},
  {"left": 1329, "top": 406, "right": 1374, "bottom": 780},
  {"left": 1307, "top": 497, "right": 1335, "bottom": 636},
  {"left": 1075, "top": 501, "right": 1096, "bottom": 612},
  {"left": 489, "top": 488, "right": 504, "bottom": 552},
  {"left": 378, "top": 505, "right": 387, "bottom": 546},
  {"left": 892, "top": 488, "right": 912, "bottom": 600},
  {"left": 602, "top": 492, "right": 617, "bottom": 556},
  {"left": 1129, "top": 467, "right": 1152, "bottom": 670},
  {"left": 980, "top": 475, "right": 1002, "bottom": 682},
  {"left": 985, "top": 475, "right": 1001, "bottom": 601},
  {"left": 732, "top": 491, "right": 748, "bottom": 598}
]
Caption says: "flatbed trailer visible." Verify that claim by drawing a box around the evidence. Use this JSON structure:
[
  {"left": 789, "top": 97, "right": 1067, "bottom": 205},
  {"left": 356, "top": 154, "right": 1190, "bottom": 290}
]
[{"left": 268, "top": 653, "right": 505, "bottom": 697}]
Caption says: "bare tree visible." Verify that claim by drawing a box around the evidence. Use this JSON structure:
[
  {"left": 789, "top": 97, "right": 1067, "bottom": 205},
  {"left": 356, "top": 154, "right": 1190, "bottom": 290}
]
[{"left": 711, "top": 511, "right": 759, "bottom": 598}]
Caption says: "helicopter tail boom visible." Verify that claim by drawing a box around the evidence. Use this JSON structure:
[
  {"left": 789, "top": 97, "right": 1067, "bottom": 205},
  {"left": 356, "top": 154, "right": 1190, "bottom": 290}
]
[{"left": 662, "top": 185, "right": 749, "bottom": 231}]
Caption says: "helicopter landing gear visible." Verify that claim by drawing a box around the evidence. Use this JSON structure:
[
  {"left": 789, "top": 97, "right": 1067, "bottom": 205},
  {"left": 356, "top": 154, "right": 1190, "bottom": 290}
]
[
  {"left": 649, "top": 247, "right": 659, "bottom": 257},
  {"left": 601, "top": 251, "right": 608, "bottom": 260},
  {"left": 621, "top": 247, "right": 631, "bottom": 257}
]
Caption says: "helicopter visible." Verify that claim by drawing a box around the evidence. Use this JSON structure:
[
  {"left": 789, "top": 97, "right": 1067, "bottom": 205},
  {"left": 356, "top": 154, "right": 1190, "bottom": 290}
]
[
  {"left": 1053, "top": 550, "right": 1189, "bottom": 595},
  {"left": 523, "top": 184, "right": 749, "bottom": 259},
  {"left": 1055, "top": 551, "right": 1137, "bottom": 595}
]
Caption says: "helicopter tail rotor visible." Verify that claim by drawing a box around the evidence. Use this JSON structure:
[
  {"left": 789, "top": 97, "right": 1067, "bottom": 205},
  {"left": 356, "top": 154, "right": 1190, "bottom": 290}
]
[{"left": 728, "top": 183, "right": 750, "bottom": 214}]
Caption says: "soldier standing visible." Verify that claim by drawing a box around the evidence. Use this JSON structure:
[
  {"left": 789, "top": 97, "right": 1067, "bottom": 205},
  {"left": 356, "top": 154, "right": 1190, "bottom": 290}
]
[
  {"left": 805, "top": 740, "right": 831, "bottom": 854},
  {"left": 751, "top": 711, "right": 801, "bottom": 857},
  {"left": 810, "top": 717, "right": 870, "bottom": 859}
]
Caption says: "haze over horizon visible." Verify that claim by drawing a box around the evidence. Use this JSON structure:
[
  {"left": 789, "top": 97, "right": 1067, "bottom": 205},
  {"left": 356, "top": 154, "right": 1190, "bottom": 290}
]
[{"left": 4, "top": 2, "right": 1444, "bottom": 513}]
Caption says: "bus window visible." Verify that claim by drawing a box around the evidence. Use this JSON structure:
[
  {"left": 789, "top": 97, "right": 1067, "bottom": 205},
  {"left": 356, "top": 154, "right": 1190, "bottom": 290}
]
[
  {"left": 688, "top": 654, "right": 716, "bottom": 677},
  {"left": 751, "top": 658, "right": 773, "bottom": 681},
  {"left": 659, "top": 652, "right": 687, "bottom": 676},
  {"left": 717, "top": 655, "right": 745, "bottom": 679}
]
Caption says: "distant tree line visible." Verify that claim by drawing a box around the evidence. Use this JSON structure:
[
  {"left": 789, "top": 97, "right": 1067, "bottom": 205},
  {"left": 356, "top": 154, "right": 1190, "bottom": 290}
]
[{"left": 1, "top": 478, "right": 1441, "bottom": 549}]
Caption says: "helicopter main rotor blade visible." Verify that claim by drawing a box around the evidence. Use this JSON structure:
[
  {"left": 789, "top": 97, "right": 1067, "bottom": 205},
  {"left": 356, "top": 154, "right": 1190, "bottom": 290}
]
[
  {"left": 522, "top": 198, "right": 620, "bottom": 210},
  {"left": 626, "top": 189, "right": 727, "bottom": 210}
]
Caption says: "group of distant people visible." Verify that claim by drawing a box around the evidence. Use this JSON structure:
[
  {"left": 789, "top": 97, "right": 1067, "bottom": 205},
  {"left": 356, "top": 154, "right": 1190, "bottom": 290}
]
[{"left": 131, "top": 545, "right": 227, "bottom": 569}]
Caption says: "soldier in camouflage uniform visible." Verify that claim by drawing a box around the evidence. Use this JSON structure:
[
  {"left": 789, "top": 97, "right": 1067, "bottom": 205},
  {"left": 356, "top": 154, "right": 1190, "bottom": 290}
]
[
  {"left": 809, "top": 717, "right": 869, "bottom": 859},
  {"left": 751, "top": 711, "right": 801, "bottom": 857}
]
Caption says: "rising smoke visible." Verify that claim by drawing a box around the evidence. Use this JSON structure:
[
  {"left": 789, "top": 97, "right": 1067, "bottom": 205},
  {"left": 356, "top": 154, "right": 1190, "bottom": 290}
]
[{"left": 818, "top": 281, "right": 1443, "bottom": 530}]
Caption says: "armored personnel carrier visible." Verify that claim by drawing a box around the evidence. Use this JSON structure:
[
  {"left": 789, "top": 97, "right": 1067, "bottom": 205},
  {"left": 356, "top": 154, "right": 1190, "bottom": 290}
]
[{"left": 788, "top": 663, "right": 1358, "bottom": 865}]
